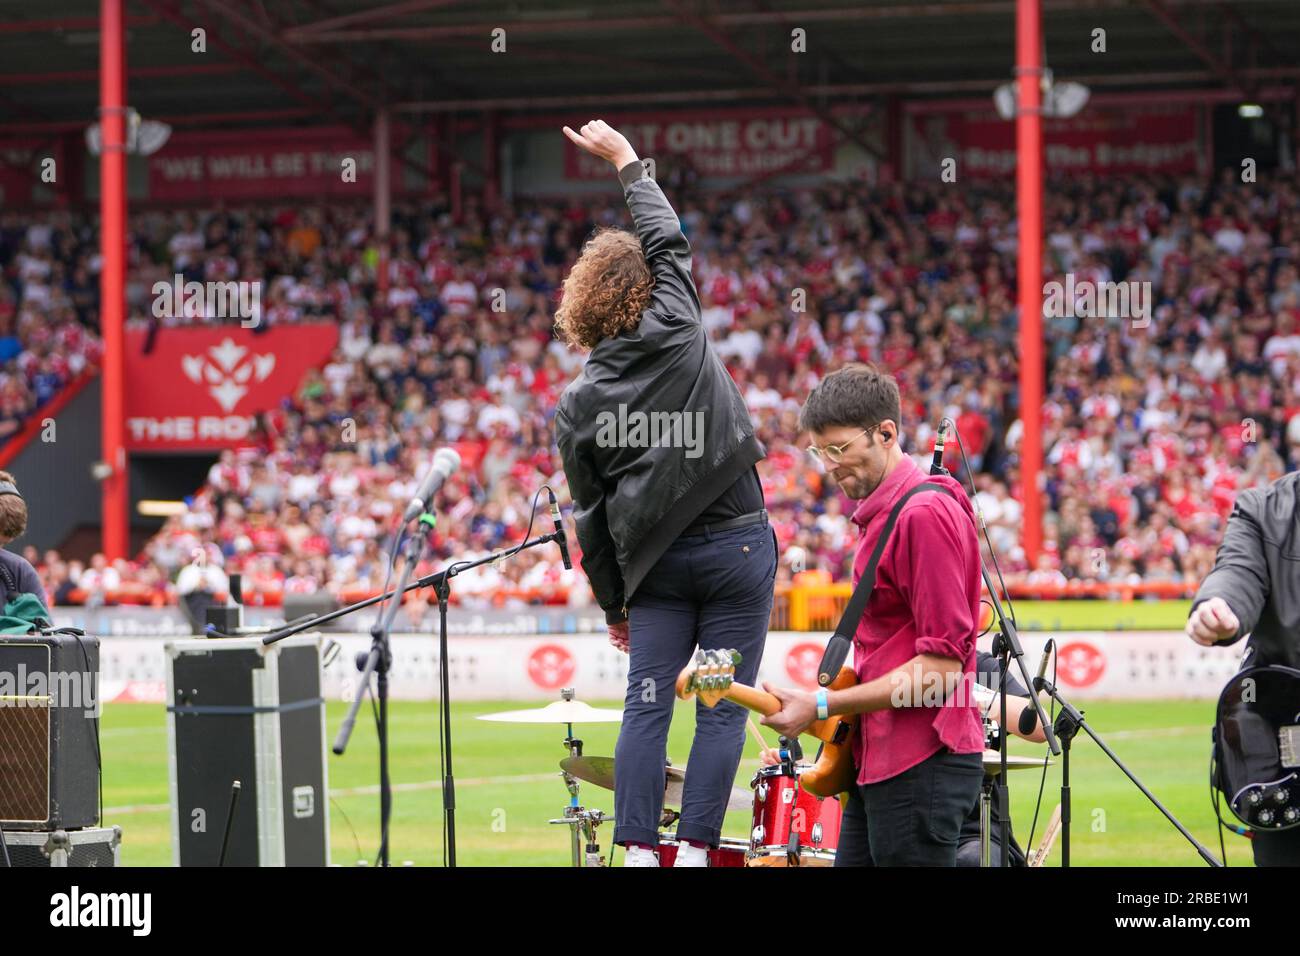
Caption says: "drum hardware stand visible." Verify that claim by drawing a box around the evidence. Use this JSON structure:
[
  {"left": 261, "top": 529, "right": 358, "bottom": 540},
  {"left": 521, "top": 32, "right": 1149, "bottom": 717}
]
[
  {"left": 1036, "top": 676, "right": 1222, "bottom": 867},
  {"left": 553, "top": 703, "right": 610, "bottom": 867},
  {"left": 979, "top": 717, "right": 1000, "bottom": 868},
  {"left": 979, "top": 777, "right": 994, "bottom": 868},
  {"left": 778, "top": 734, "right": 803, "bottom": 772}
]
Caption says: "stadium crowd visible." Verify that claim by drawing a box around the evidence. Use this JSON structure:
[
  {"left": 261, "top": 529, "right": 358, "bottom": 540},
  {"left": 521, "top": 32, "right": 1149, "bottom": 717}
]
[{"left": 1, "top": 165, "right": 1298, "bottom": 608}]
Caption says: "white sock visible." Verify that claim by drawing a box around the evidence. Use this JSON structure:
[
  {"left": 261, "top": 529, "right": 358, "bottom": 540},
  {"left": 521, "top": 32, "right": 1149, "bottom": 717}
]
[
  {"left": 673, "top": 842, "right": 709, "bottom": 867},
  {"left": 624, "top": 845, "right": 660, "bottom": 867}
]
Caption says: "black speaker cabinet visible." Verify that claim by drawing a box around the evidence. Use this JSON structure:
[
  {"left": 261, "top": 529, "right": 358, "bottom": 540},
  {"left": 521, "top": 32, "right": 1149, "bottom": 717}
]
[
  {"left": 166, "top": 635, "right": 328, "bottom": 866},
  {"left": 0, "top": 633, "right": 100, "bottom": 830}
]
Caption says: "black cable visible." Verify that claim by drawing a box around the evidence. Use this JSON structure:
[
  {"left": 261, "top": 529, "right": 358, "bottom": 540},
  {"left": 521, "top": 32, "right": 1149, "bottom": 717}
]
[
  {"left": 329, "top": 796, "right": 364, "bottom": 864},
  {"left": 1211, "top": 753, "right": 1229, "bottom": 866},
  {"left": 948, "top": 420, "right": 1018, "bottom": 632},
  {"left": 434, "top": 484, "right": 549, "bottom": 868},
  {"left": 1025, "top": 641, "right": 1057, "bottom": 856}
]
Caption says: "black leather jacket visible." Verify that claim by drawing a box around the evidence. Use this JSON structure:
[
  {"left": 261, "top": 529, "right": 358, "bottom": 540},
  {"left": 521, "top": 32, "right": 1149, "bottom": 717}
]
[
  {"left": 555, "top": 160, "right": 765, "bottom": 624},
  {"left": 1191, "top": 471, "right": 1300, "bottom": 669}
]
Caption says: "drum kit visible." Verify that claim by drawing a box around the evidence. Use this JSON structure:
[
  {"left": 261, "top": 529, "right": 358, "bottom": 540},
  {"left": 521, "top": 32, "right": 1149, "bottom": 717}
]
[{"left": 478, "top": 688, "right": 1051, "bottom": 867}]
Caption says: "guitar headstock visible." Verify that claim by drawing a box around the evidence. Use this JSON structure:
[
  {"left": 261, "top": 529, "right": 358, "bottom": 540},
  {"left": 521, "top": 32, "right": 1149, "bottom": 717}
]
[{"left": 674, "top": 648, "right": 742, "bottom": 707}]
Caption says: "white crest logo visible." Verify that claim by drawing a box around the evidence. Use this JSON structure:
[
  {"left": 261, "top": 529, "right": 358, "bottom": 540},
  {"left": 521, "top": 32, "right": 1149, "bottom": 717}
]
[{"left": 182, "top": 337, "right": 276, "bottom": 412}]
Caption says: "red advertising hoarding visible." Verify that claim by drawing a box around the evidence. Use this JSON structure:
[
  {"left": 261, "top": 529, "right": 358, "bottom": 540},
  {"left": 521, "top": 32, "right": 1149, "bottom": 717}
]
[
  {"left": 124, "top": 324, "right": 338, "bottom": 451},
  {"left": 908, "top": 103, "right": 1199, "bottom": 179},
  {"left": 562, "top": 107, "right": 837, "bottom": 180},
  {"left": 147, "top": 126, "right": 399, "bottom": 202}
]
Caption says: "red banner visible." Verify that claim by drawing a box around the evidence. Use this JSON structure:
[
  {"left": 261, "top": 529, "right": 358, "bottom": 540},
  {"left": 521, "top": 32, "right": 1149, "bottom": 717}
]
[
  {"left": 562, "top": 107, "right": 837, "bottom": 180},
  {"left": 147, "top": 126, "right": 399, "bottom": 202},
  {"left": 908, "top": 104, "right": 1199, "bottom": 179},
  {"left": 124, "top": 324, "right": 338, "bottom": 451}
]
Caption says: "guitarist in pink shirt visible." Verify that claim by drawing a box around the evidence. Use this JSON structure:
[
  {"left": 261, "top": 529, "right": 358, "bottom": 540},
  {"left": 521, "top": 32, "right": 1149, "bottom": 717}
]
[{"left": 762, "top": 363, "right": 986, "bottom": 865}]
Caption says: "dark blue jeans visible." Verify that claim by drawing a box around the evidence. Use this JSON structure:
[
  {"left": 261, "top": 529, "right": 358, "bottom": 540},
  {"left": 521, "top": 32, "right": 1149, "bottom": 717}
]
[
  {"left": 613, "top": 519, "right": 776, "bottom": 848},
  {"left": 833, "top": 748, "right": 985, "bottom": 866}
]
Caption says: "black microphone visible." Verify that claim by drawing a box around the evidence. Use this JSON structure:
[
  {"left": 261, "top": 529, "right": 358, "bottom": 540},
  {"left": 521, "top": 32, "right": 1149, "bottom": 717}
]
[
  {"left": 402, "top": 448, "right": 461, "bottom": 522},
  {"left": 548, "top": 489, "right": 573, "bottom": 571},
  {"left": 930, "top": 419, "right": 949, "bottom": 476},
  {"left": 1018, "top": 643, "right": 1053, "bottom": 736}
]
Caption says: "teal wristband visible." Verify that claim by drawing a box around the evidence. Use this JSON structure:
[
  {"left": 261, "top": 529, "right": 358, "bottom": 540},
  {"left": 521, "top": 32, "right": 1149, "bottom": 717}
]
[{"left": 816, "top": 689, "right": 829, "bottom": 721}]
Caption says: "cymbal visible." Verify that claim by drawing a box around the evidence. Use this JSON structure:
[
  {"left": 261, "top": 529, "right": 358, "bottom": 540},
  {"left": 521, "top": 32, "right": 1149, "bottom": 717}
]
[
  {"left": 983, "top": 751, "right": 1050, "bottom": 773},
  {"left": 560, "top": 755, "right": 620, "bottom": 789},
  {"left": 477, "top": 700, "right": 624, "bottom": 724},
  {"left": 561, "top": 756, "right": 751, "bottom": 811}
]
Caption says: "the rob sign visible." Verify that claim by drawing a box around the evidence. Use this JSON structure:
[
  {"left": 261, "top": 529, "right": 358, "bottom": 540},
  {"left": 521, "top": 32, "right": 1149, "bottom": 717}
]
[{"left": 123, "top": 325, "right": 337, "bottom": 451}]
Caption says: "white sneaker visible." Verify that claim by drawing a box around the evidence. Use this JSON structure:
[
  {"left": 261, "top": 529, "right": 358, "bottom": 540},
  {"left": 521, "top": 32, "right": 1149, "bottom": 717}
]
[
  {"left": 624, "top": 845, "right": 660, "bottom": 867},
  {"left": 672, "top": 842, "right": 709, "bottom": 867}
]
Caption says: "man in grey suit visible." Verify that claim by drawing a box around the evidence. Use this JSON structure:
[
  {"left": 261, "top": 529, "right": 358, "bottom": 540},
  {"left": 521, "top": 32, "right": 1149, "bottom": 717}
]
[{"left": 1188, "top": 471, "right": 1300, "bottom": 865}]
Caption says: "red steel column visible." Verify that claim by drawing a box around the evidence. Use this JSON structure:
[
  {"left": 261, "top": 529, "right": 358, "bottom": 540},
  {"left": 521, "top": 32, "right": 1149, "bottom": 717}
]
[
  {"left": 100, "top": 0, "right": 128, "bottom": 560},
  {"left": 1016, "top": 0, "right": 1043, "bottom": 568}
]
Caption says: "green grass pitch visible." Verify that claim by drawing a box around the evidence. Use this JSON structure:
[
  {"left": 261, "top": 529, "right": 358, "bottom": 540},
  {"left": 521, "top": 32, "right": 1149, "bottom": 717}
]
[{"left": 98, "top": 697, "right": 1245, "bottom": 867}]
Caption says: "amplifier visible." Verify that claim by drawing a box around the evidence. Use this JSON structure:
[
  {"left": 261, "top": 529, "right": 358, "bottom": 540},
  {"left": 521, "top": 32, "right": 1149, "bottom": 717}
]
[
  {"left": 1, "top": 825, "right": 120, "bottom": 867},
  {"left": 166, "top": 634, "right": 329, "bottom": 866},
  {"left": 0, "top": 633, "right": 100, "bottom": 830}
]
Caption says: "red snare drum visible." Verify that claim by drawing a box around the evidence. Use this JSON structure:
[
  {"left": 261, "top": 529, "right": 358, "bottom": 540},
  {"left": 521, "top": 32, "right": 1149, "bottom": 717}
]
[
  {"left": 748, "top": 764, "right": 841, "bottom": 866},
  {"left": 655, "top": 836, "right": 747, "bottom": 867}
]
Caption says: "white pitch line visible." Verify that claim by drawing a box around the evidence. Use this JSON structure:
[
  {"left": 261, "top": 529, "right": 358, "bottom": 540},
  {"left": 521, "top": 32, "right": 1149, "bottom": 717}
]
[
  {"left": 1081, "top": 725, "right": 1203, "bottom": 741},
  {"left": 103, "top": 772, "right": 562, "bottom": 815}
]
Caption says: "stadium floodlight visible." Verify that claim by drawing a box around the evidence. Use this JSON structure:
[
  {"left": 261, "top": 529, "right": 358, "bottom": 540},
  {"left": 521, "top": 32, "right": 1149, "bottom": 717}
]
[
  {"left": 994, "top": 83, "right": 1018, "bottom": 120},
  {"left": 85, "top": 108, "right": 173, "bottom": 156},
  {"left": 1047, "top": 81, "right": 1090, "bottom": 118},
  {"left": 994, "top": 69, "right": 1090, "bottom": 120}
]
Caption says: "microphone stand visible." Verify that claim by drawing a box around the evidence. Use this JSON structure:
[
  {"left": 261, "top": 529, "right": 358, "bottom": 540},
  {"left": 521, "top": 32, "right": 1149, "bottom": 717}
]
[
  {"left": 1035, "top": 674, "right": 1222, "bottom": 867},
  {"left": 333, "top": 512, "right": 436, "bottom": 867},
  {"left": 262, "top": 520, "right": 569, "bottom": 867},
  {"left": 930, "top": 428, "right": 1059, "bottom": 869},
  {"left": 983, "top": 565, "right": 1059, "bottom": 866}
]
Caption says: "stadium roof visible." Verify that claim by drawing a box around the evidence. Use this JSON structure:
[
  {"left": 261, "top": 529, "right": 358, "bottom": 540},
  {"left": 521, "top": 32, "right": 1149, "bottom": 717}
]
[{"left": 2, "top": 0, "right": 1299, "bottom": 136}]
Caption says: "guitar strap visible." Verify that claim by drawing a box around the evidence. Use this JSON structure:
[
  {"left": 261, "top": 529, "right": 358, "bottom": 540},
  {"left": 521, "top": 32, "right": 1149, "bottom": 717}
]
[{"left": 816, "top": 481, "right": 959, "bottom": 686}]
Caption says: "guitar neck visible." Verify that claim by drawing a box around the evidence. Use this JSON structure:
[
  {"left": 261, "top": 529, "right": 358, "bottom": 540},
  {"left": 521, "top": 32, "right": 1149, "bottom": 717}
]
[{"left": 725, "top": 682, "right": 783, "bottom": 717}]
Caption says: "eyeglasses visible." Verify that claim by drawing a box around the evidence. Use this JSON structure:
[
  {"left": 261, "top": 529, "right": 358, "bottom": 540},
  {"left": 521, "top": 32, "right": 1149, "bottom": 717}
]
[{"left": 806, "top": 424, "right": 880, "bottom": 465}]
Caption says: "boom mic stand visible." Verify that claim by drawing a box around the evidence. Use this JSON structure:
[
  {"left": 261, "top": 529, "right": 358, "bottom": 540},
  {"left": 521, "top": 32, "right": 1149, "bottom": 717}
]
[
  {"left": 1034, "top": 672, "right": 1222, "bottom": 867},
  {"left": 262, "top": 517, "right": 569, "bottom": 867}
]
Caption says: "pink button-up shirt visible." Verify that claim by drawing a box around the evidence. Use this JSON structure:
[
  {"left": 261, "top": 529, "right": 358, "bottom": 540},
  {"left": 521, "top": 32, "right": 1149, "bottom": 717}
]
[{"left": 847, "top": 455, "right": 985, "bottom": 785}]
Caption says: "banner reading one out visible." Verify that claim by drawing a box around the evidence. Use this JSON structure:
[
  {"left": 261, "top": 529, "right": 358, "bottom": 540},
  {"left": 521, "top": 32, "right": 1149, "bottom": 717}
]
[{"left": 124, "top": 324, "right": 338, "bottom": 451}]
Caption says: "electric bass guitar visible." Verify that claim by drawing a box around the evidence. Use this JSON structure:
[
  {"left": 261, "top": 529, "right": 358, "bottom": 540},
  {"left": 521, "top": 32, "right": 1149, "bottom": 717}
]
[
  {"left": 1213, "top": 665, "right": 1300, "bottom": 831},
  {"left": 675, "top": 648, "right": 856, "bottom": 798}
]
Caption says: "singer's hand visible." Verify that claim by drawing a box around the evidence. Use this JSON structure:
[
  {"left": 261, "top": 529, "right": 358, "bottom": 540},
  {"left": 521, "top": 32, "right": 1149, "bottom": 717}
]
[
  {"left": 1186, "top": 597, "right": 1240, "bottom": 646},
  {"left": 608, "top": 620, "right": 630, "bottom": 654},
  {"left": 562, "top": 120, "right": 638, "bottom": 169}
]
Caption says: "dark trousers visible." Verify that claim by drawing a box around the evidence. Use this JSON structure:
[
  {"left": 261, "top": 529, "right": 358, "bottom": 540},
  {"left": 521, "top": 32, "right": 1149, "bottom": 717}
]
[
  {"left": 612, "top": 520, "right": 776, "bottom": 849},
  {"left": 833, "top": 748, "right": 985, "bottom": 866}
]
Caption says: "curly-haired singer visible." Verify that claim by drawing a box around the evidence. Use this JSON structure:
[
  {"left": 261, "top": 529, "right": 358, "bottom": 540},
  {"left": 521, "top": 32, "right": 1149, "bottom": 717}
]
[{"left": 554, "top": 121, "right": 777, "bottom": 868}]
